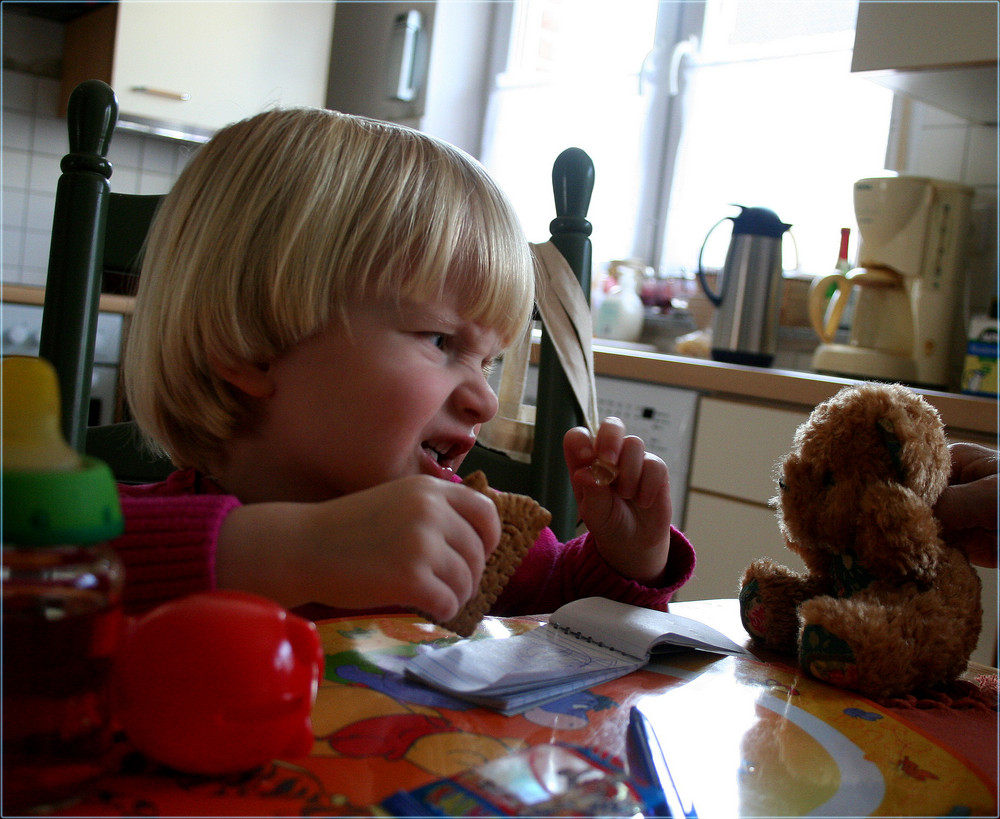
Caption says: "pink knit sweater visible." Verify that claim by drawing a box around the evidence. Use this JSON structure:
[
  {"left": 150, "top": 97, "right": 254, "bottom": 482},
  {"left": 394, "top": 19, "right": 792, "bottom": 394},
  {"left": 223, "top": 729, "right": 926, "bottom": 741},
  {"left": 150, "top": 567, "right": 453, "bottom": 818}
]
[{"left": 114, "top": 469, "right": 695, "bottom": 618}]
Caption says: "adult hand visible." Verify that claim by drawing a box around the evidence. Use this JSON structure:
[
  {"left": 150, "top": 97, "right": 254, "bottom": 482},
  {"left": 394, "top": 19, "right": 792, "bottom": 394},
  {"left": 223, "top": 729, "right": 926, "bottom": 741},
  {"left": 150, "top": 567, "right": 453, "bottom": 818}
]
[{"left": 934, "top": 442, "right": 998, "bottom": 568}]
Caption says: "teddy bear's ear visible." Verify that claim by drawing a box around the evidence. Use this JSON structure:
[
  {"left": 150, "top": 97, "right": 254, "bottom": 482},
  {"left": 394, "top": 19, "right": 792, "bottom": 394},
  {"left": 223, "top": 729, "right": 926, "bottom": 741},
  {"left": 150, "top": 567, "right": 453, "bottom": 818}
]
[
  {"left": 873, "top": 388, "right": 951, "bottom": 503},
  {"left": 855, "top": 483, "right": 945, "bottom": 582}
]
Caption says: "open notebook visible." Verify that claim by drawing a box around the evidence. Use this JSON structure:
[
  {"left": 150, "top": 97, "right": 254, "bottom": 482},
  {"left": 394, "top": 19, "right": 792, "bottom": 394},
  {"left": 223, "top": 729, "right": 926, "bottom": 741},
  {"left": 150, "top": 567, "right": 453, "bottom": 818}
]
[{"left": 407, "top": 597, "right": 752, "bottom": 714}]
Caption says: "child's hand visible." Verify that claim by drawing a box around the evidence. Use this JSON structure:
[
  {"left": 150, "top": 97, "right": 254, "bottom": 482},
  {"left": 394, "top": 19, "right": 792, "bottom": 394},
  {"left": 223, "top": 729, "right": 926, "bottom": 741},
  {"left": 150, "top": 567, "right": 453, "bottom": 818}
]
[
  {"left": 215, "top": 476, "right": 501, "bottom": 621},
  {"left": 563, "top": 417, "right": 672, "bottom": 584}
]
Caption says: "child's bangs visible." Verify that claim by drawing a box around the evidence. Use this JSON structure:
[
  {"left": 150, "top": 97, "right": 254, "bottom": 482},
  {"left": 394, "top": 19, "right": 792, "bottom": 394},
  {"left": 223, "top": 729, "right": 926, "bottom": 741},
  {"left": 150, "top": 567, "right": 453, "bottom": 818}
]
[
  {"left": 355, "top": 128, "right": 534, "bottom": 347},
  {"left": 444, "top": 213, "right": 535, "bottom": 346},
  {"left": 390, "top": 214, "right": 534, "bottom": 347}
]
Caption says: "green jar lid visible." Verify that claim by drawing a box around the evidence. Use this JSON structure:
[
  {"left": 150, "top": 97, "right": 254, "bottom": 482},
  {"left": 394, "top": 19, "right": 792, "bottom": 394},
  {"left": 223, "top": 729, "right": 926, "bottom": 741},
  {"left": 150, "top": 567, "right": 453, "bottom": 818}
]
[
  {"left": 4, "top": 456, "right": 124, "bottom": 545},
  {"left": 2, "top": 356, "right": 124, "bottom": 545}
]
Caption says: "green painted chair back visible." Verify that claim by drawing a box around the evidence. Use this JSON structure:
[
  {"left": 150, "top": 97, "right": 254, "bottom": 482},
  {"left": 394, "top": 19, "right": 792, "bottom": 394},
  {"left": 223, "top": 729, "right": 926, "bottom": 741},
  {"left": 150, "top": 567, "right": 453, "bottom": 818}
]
[
  {"left": 459, "top": 147, "right": 595, "bottom": 542},
  {"left": 38, "top": 79, "right": 171, "bottom": 482}
]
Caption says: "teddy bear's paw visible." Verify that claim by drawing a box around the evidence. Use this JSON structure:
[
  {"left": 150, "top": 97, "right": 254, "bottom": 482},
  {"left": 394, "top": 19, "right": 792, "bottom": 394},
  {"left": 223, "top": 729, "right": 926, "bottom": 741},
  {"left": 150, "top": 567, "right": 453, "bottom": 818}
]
[
  {"left": 799, "top": 624, "right": 861, "bottom": 690},
  {"left": 739, "top": 577, "right": 769, "bottom": 641}
]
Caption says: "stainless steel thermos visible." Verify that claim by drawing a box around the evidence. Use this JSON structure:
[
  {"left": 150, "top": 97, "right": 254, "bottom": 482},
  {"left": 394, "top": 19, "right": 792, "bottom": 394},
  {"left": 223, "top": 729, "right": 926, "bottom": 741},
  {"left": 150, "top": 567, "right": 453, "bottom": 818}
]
[{"left": 697, "top": 205, "right": 792, "bottom": 367}]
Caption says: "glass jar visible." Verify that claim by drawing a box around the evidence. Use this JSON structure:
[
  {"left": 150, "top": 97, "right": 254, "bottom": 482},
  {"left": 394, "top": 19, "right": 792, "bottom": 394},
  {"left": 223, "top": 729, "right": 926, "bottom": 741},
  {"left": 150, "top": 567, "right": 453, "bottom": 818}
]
[
  {"left": 2, "top": 356, "right": 125, "bottom": 812},
  {"left": 2, "top": 543, "right": 124, "bottom": 812}
]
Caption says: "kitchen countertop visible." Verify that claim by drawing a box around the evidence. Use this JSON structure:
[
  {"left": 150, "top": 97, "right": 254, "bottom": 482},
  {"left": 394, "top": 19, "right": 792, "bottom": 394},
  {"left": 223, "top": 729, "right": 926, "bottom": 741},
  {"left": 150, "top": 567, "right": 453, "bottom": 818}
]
[
  {"left": 4, "top": 284, "right": 995, "bottom": 438},
  {"left": 3, "top": 283, "right": 134, "bottom": 315},
  {"left": 592, "top": 343, "right": 997, "bottom": 439}
]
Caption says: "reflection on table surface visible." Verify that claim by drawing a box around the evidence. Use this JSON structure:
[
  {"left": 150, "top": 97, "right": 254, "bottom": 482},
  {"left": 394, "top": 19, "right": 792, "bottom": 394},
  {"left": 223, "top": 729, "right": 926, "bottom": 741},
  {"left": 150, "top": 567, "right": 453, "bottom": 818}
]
[{"left": 48, "top": 600, "right": 998, "bottom": 817}]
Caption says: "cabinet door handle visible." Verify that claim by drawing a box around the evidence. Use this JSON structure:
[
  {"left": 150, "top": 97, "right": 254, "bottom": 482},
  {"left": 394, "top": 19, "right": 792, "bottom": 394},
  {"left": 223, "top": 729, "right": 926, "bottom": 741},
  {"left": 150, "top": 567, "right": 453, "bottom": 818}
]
[{"left": 131, "top": 86, "right": 191, "bottom": 101}]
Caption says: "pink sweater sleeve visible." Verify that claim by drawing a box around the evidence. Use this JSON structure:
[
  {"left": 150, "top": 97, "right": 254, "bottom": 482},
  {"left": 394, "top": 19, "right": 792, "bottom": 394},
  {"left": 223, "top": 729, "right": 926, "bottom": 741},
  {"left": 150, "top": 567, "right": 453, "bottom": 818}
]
[
  {"left": 491, "top": 525, "right": 696, "bottom": 616},
  {"left": 113, "top": 471, "right": 241, "bottom": 615}
]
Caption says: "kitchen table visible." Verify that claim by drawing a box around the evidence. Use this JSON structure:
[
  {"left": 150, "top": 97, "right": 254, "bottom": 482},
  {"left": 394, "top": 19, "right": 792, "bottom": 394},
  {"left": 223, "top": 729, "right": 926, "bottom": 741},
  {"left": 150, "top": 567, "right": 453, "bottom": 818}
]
[{"left": 41, "top": 600, "right": 998, "bottom": 817}]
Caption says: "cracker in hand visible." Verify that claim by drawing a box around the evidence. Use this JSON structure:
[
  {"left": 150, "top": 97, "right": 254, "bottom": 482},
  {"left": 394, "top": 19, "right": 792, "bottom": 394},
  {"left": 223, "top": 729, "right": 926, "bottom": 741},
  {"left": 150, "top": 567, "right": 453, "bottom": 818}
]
[{"left": 431, "top": 471, "right": 551, "bottom": 637}]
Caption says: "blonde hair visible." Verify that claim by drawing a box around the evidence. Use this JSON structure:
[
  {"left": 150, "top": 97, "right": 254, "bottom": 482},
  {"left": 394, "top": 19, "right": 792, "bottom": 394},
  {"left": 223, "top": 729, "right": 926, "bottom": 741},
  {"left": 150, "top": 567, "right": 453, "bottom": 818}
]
[{"left": 124, "top": 108, "right": 534, "bottom": 470}]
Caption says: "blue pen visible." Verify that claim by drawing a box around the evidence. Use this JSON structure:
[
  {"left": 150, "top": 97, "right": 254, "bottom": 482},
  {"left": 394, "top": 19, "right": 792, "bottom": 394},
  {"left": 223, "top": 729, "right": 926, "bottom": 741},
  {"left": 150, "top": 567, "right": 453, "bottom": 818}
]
[{"left": 627, "top": 705, "right": 698, "bottom": 818}]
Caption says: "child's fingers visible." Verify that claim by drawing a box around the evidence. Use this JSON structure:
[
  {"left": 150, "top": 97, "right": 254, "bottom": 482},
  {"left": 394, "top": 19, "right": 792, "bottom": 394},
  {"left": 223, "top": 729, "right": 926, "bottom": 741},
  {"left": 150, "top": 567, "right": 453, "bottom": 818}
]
[
  {"left": 592, "top": 417, "right": 626, "bottom": 465},
  {"left": 563, "top": 425, "right": 596, "bottom": 471},
  {"left": 410, "top": 556, "right": 475, "bottom": 622},
  {"left": 612, "top": 435, "right": 647, "bottom": 498},
  {"left": 566, "top": 418, "right": 635, "bottom": 487},
  {"left": 406, "top": 485, "right": 500, "bottom": 621},
  {"left": 449, "top": 482, "right": 501, "bottom": 560},
  {"left": 635, "top": 452, "right": 670, "bottom": 510}
]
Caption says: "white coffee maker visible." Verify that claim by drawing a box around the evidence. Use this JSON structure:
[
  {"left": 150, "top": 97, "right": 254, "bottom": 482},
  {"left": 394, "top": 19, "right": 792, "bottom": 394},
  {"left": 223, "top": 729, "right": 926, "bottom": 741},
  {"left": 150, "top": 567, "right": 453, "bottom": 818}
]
[{"left": 809, "top": 176, "right": 973, "bottom": 388}]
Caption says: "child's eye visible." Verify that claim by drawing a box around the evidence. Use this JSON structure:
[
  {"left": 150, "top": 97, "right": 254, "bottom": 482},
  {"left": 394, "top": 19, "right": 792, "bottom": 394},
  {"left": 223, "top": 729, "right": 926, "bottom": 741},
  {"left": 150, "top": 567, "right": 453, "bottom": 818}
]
[{"left": 424, "top": 332, "right": 447, "bottom": 350}]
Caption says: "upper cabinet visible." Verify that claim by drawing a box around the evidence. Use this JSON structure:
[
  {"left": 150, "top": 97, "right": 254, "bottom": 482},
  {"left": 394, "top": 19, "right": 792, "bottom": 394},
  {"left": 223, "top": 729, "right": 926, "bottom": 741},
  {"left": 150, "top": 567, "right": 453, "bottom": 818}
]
[
  {"left": 60, "top": 1, "right": 335, "bottom": 141},
  {"left": 852, "top": 1, "right": 998, "bottom": 125}
]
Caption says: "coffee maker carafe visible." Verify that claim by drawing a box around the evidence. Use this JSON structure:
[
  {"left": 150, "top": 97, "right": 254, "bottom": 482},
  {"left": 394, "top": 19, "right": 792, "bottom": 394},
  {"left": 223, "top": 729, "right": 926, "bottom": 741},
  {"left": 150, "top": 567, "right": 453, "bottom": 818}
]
[
  {"left": 697, "top": 205, "right": 792, "bottom": 367},
  {"left": 810, "top": 176, "right": 973, "bottom": 388}
]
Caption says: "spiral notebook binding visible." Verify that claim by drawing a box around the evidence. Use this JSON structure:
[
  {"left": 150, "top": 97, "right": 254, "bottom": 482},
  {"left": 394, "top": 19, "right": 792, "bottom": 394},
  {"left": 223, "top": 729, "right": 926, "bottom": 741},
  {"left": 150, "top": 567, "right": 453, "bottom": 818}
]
[{"left": 549, "top": 622, "right": 639, "bottom": 661}]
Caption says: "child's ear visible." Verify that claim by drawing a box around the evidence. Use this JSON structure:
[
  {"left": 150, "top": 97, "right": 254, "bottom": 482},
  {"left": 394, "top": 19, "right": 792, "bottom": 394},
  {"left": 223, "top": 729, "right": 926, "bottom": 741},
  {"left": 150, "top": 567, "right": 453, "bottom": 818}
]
[{"left": 209, "top": 355, "right": 275, "bottom": 399}]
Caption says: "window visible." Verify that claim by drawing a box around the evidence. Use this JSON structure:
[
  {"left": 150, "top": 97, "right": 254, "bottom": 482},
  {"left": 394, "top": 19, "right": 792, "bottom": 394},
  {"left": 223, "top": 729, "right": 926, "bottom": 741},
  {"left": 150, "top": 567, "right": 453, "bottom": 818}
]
[
  {"left": 481, "top": 0, "right": 894, "bottom": 278},
  {"left": 480, "top": 0, "right": 659, "bottom": 263},
  {"left": 658, "top": 0, "right": 893, "bottom": 276}
]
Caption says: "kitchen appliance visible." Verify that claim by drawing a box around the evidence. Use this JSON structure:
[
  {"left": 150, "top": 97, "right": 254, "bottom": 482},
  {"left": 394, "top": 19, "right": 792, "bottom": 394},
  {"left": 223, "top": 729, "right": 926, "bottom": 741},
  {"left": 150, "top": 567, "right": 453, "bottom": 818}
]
[
  {"left": 809, "top": 176, "right": 973, "bottom": 388},
  {"left": 697, "top": 206, "right": 792, "bottom": 367},
  {"left": 1, "top": 303, "right": 122, "bottom": 426}
]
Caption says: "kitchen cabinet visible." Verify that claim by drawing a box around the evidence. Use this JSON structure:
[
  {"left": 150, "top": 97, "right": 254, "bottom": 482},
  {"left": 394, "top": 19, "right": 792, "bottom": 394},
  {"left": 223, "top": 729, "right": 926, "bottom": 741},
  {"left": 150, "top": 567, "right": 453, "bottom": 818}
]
[
  {"left": 851, "top": 0, "right": 998, "bottom": 124},
  {"left": 675, "top": 397, "right": 809, "bottom": 603},
  {"left": 60, "top": 1, "right": 335, "bottom": 140}
]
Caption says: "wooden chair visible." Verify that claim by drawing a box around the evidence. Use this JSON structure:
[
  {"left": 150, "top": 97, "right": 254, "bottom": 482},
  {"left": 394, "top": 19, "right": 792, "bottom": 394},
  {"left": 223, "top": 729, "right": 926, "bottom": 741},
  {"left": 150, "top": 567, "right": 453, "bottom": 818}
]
[
  {"left": 42, "top": 81, "right": 596, "bottom": 540},
  {"left": 458, "top": 148, "right": 595, "bottom": 541},
  {"left": 38, "top": 78, "right": 170, "bottom": 482}
]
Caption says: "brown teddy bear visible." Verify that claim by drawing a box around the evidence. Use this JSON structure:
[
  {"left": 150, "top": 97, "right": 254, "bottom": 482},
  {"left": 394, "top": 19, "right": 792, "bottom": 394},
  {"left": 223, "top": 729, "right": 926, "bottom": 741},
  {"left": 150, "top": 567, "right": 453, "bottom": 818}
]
[{"left": 739, "top": 382, "right": 982, "bottom": 699}]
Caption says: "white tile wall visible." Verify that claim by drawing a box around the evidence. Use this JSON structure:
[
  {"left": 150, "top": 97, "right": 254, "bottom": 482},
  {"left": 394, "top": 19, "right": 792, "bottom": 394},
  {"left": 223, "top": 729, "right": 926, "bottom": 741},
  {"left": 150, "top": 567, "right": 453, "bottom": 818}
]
[{"left": 1, "top": 69, "right": 196, "bottom": 286}]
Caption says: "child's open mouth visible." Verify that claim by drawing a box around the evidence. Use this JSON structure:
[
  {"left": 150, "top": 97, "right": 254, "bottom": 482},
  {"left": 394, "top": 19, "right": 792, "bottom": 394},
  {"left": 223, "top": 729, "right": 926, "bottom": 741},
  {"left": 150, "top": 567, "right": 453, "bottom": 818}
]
[{"left": 422, "top": 441, "right": 460, "bottom": 475}]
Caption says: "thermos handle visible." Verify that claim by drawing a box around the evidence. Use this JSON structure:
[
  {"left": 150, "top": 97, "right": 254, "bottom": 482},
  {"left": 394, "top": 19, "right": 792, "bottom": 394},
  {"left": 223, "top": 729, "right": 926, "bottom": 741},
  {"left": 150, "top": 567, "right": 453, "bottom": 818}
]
[
  {"left": 809, "top": 273, "right": 850, "bottom": 343},
  {"left": 696, "top": 217, "right": 731, "bottom": 307}
]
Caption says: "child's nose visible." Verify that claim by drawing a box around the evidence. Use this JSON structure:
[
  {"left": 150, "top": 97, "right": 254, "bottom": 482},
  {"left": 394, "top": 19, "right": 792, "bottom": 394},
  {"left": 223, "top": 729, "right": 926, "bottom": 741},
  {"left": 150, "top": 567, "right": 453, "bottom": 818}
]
[{"left": 455, "top": 371, "right": 499, "bottom": 424}]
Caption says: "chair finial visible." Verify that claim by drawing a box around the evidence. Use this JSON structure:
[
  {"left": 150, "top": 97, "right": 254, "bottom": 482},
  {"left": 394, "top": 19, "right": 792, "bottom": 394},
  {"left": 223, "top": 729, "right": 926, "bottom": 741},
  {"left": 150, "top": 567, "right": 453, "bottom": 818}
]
[
  {"left": 63, "top": 79, "right": 118, "bottom": 178},
  {"left": 550, "top": 147, "right": 594, "bottom": 236}
]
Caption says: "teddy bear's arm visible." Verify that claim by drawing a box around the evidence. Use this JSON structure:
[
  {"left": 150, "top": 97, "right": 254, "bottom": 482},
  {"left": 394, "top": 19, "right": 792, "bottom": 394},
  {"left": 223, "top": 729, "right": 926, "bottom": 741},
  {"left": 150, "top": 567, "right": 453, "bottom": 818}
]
[
  {"left": 855, "top": 483, "right": 946, "bottom": 584},
  {"left": 739, "top": 557, "right": 830, "bottom": 652}
]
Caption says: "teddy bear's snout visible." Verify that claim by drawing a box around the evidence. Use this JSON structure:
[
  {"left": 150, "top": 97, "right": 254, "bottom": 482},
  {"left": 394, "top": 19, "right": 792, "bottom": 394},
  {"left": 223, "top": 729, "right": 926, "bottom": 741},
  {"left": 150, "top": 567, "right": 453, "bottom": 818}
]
[{"left": 778, "top": 457, "right": 859, "bottom": 552}]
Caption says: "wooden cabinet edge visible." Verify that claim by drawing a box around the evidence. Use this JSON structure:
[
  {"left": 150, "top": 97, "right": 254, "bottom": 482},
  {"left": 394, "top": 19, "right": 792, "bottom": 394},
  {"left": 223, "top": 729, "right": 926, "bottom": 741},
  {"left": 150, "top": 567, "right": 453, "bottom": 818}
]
[{"left": 60, "top": 4, "right": 118, "bottom": 117}]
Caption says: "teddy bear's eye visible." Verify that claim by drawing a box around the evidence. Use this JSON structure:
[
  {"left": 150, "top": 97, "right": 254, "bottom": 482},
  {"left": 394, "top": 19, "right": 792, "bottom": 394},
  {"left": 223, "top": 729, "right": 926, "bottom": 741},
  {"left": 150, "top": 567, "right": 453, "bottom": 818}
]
[
  {"left": 778, "top": 478, "right": 787, "bottom": 492},
  {"left": 822, "top": 470, "right": 835, "bottom": 488}
]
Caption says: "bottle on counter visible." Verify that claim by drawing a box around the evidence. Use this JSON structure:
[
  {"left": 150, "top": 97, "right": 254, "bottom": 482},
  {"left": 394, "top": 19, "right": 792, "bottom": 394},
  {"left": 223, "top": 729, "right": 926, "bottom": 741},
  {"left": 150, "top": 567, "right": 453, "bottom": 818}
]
[
  {"left": 594, "top": 261, "right": 645, "bottom": 343},
  {"left": 2, "top": 356, "right": 125, "bottom": 813},
  {"left": 835, "top": 227, "right": 852, "bottom": 276},
  {"left": 823, "top": 227, "right": 855, "bottom": 335}
]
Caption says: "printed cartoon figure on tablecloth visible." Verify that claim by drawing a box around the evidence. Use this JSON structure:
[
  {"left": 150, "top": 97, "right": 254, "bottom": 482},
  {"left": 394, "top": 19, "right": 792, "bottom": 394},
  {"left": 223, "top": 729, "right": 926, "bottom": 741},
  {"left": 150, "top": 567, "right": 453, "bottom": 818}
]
[
  {"left": 739, "top": 382, "right": 982, "bottom": 699},
  {"left": 314, "top": 647, "right": 515, "bottom": 776},
  {"left": 522, "top": 690, "right": 617, "bottom": 729}
]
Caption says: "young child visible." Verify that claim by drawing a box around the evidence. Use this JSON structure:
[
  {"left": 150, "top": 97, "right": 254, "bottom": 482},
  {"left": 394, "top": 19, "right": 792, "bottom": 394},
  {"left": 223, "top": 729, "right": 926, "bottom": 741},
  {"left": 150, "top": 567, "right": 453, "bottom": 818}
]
[{"left": 113, "top": 107, "right": 695, "bottom": 621}]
